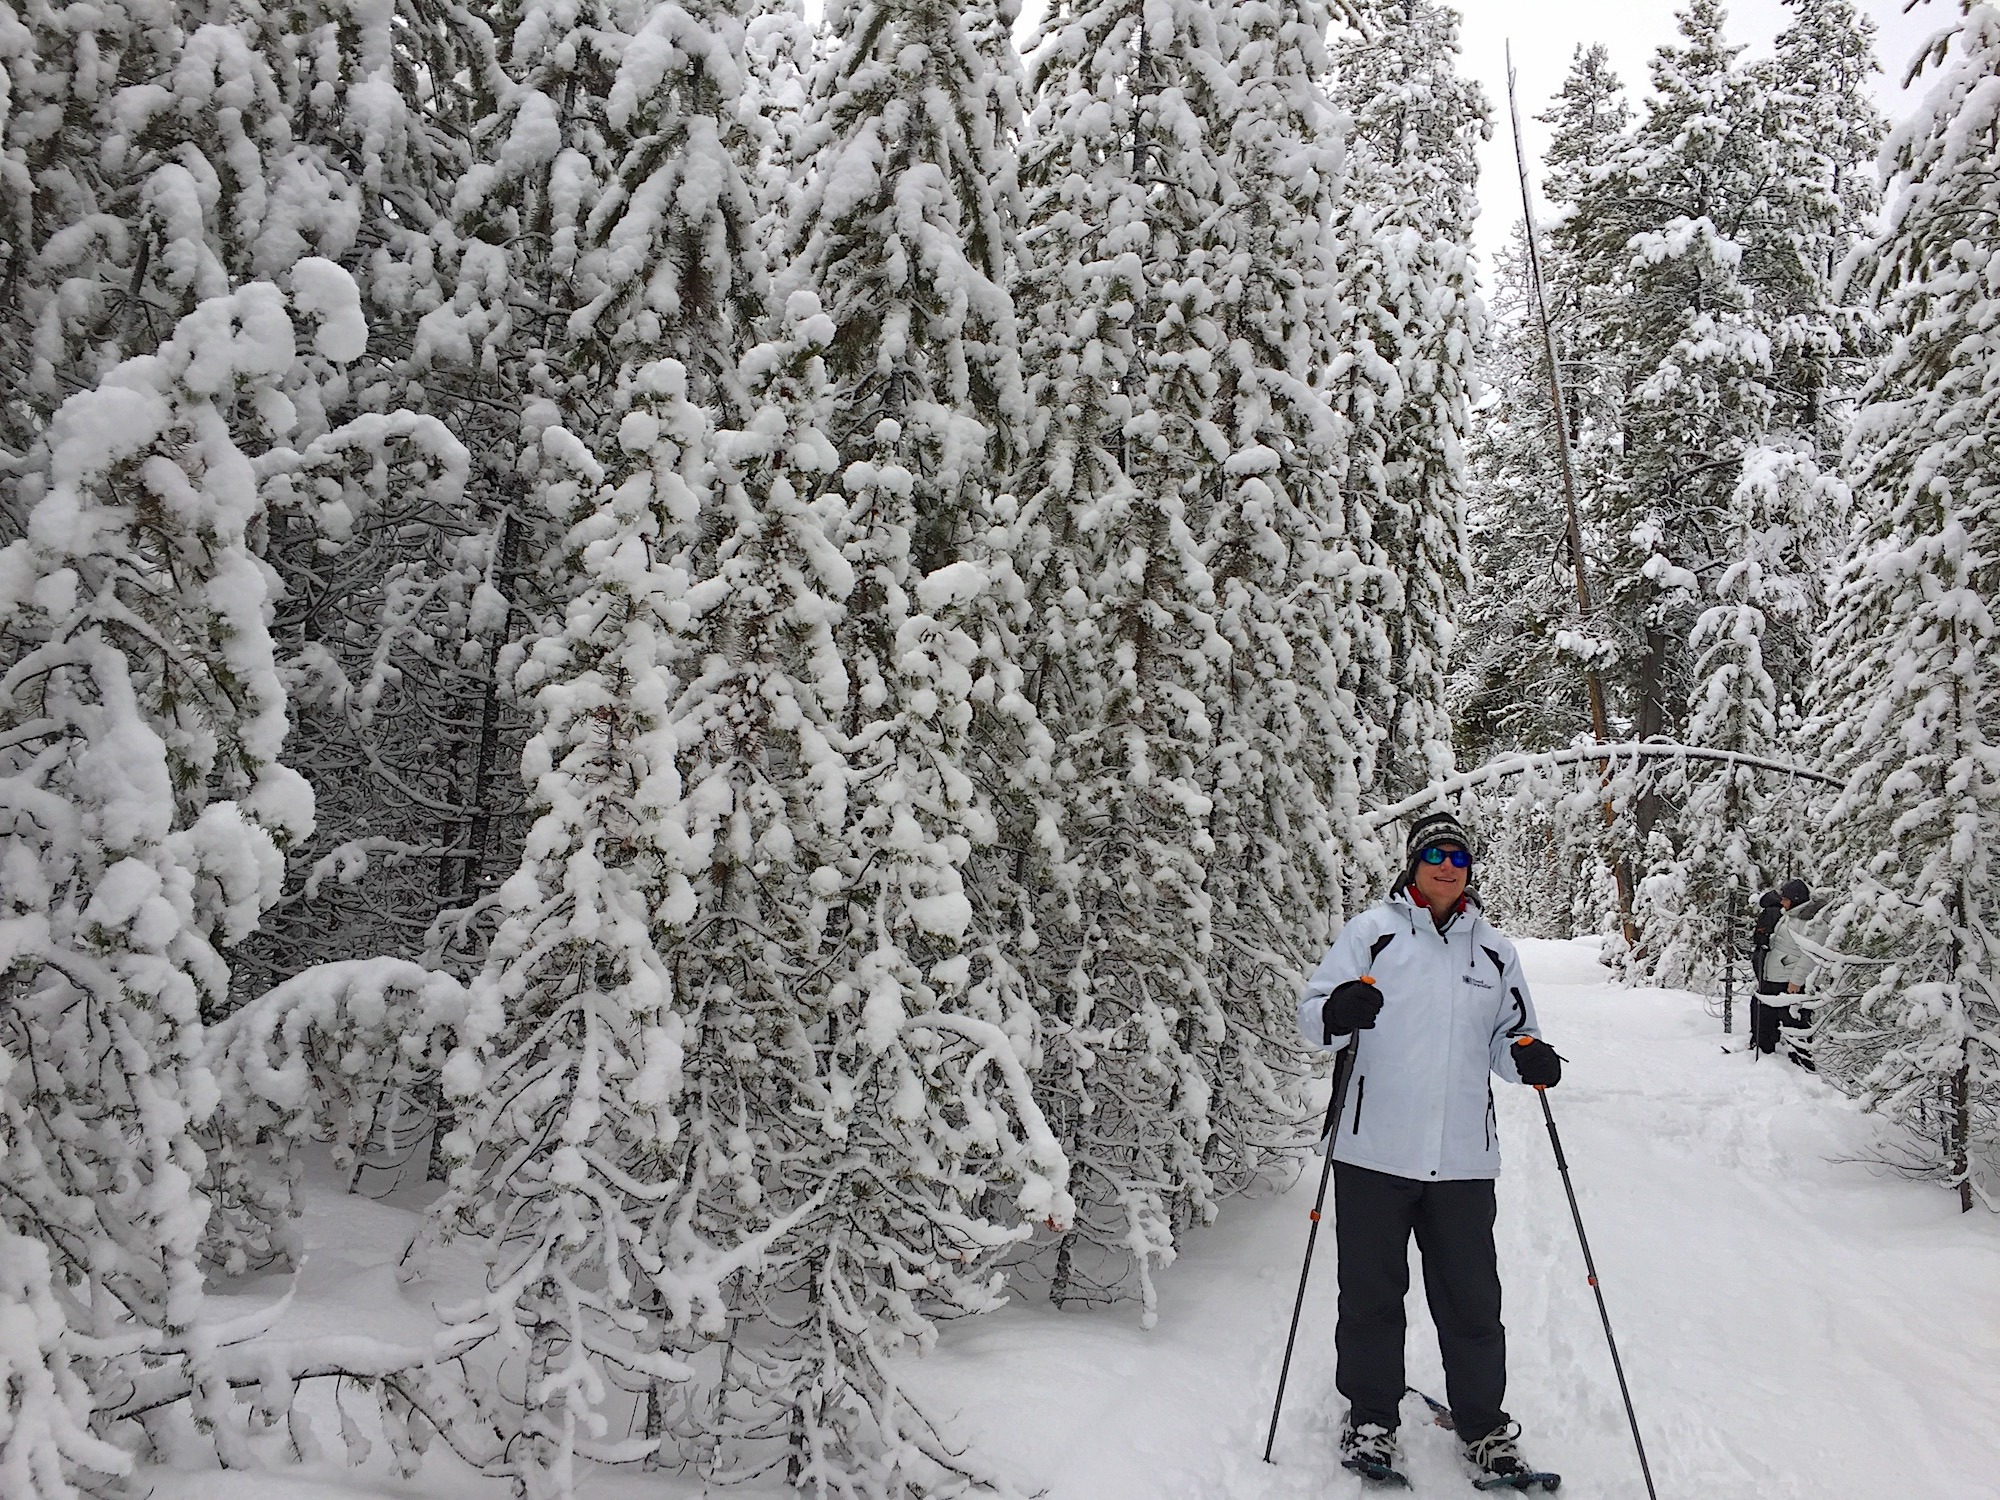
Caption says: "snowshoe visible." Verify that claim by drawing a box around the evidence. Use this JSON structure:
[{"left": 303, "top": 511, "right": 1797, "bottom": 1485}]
[
  {"left": 1464, "top": 1422, "right": 1561, "bottom": 1493},
  {"left": 1340, "top": 1422, "right": 1410, "bottom": 1488}
]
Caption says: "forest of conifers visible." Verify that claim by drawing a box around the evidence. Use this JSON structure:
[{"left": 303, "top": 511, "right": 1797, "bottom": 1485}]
[{"left": 0, "top": 1, "right": 1994, "bottom": 1497}]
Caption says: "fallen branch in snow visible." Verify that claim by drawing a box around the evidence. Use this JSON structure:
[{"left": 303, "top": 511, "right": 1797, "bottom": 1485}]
[
  {"left": 99, "top": 1333, "right": 460, "bottom": 1424},
  {"left": 1365, "top": 741, "right": 1842, "bottom": 828},
  {"left": 97, "top": 1330, "right": 506, "bottom": 1472}
]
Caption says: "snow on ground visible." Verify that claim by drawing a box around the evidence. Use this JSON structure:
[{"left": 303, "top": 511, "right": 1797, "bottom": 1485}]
[{"left": 146, "top": 940, "right": 2000, "bottom": 1499}]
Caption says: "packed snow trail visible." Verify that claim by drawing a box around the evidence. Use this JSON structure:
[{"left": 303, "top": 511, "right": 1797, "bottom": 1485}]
[
  {"left": 144, "top": 940, "right": 2000, "bottom": 1500},
  {"left": 917, "top": 939, "right": 2000, "bottom": 1500}
]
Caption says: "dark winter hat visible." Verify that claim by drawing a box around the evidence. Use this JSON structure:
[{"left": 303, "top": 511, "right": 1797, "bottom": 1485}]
[
  {"left": 1406, "top": 810, "right": 1475, "bottom": 865},
  {"left": 1758, "top": 890, "right": 1782, "bottom": 909},
  {"left": 1780, "top": 878, "right": 1812, "bottom": 906}
]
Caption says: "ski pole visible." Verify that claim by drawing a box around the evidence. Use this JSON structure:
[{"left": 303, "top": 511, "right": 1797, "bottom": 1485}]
[
  {"left": 1515, "top": 1037, "right": 1659, "bottom": 1500},
  {"left": 1262, "top": 982, "right": 1368, "bottom": 1464},
  {"left": 1261, "top": 1106, "right": 1336, "bottom": 1463}
]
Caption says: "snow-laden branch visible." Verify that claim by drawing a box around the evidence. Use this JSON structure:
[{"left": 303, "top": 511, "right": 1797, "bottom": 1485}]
[
  {"left": 1788, "top": 929, "right": 1897, "bottom": 969},
  {"left": 200, "top": 960, "right": 471, "bottom": 1271},
  {"left": 1363, "top": 741, "right": 1843, "bottom": 828},
  {"left": 901, "top": 1012, "right": 1074, "bottom": 1227},
  {"left": 97, "top": 1329, "right": 483, "bottom": 1426}
]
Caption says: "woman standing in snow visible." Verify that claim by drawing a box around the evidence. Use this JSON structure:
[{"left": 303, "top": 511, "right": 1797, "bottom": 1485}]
[
  {"left": 1761, "top": 879, "right": 1823, "bottom": 1068},
  {"left": 1296, "top": 811, "right": 1560, "bottom": 1487}
]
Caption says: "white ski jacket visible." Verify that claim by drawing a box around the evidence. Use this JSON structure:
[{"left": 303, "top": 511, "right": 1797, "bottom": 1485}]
[
  {"left": 1763, "top": 898, "right": 1825, "bottom": 990},
  {"left": 1296, "top": 890, "right": 1544, "bottom": 1182}
]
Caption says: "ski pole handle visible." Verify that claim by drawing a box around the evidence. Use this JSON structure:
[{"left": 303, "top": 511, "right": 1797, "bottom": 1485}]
[{"left": 1514, "top": 1034, "right": 1547, "bottom": 1092}]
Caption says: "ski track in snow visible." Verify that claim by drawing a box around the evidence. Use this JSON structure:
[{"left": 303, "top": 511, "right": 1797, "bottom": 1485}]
[
  {"left": 925, "top": 938, "right": 2000, "bottom": 1500},
  {"left": 144, "top": 940, "right": 2000, "bottom": 1499}
]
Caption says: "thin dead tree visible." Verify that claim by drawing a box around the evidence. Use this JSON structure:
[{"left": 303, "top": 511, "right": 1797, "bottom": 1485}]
[{"left": 1506, "top": 44, "right": 1637, "bottom": 946}]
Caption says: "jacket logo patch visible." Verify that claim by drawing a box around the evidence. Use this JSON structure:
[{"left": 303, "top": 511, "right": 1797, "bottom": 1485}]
[{"left": 1461, "top": 973, "right": 1495, "bottom": 990}]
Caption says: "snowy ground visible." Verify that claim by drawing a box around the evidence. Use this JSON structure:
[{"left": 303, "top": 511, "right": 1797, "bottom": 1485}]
[{"left": 147, "top": 940, "right": 2000, "bottom": 1499}]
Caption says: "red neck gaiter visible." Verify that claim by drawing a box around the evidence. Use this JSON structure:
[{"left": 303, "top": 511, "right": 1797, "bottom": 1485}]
[{"left": 1406, "top": 882, "right": 1467, "bottom": 929}]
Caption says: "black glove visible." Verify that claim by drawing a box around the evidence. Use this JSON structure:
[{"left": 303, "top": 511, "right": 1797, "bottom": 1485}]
[
  {"left": 1321, "top": 979, "right": 1383, "bottom": 1041},
  {"left": 1513, "top": 1037, "right": 1562, "bottom": 1088}
]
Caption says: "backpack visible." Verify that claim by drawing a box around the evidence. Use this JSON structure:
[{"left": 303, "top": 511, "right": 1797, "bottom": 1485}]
[{"left": 1750, "top": 891, "right": 1782, "bottom": 982}]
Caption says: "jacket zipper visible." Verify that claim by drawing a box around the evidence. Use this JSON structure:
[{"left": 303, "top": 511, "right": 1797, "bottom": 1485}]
[{"left": 1351, "top": 1076, "right": 1366, "bottom": 1135}]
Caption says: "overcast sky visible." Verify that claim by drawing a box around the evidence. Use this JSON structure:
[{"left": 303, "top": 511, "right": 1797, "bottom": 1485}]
[{"left": 1454, "top": 0, "right": 1940, "bottom": 266}]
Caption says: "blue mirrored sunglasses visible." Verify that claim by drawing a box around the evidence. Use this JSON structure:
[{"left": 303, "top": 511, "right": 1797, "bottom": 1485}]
[{"left": 1418, "top": 846, "right": 1471, "bottom": 868}]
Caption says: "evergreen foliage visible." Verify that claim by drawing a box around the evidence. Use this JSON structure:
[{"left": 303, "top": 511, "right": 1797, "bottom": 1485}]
[
  {"left": 1010, "top": 0, "right": 1400, "bottom": 1321},
  {"left": 1469, "top": 0, "right": 1882, "bottom": 980},
  {"left": 22, "top": 0, "right": 1989, "bottom": 1491},
  {"left": 1331, "top": 0, "right": 1487, "bottom": 800},
  {"left": 1813, "top": 0, "right": 2000, "bottom": 1212},
  {"left": 0, "top": 282, "right": 324, "bottom": 1483}
]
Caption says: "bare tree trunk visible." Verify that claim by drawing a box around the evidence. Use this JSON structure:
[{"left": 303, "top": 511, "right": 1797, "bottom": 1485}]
[
  {"left": 1951, "top": 1041, "right": 1971, "bottom": 1214},
  {"left": 1950, "top": 902, "right": 1972, "bottom": 1213},
  {"left": 459, "top": 502, "right": 524, "bottom": 903}
]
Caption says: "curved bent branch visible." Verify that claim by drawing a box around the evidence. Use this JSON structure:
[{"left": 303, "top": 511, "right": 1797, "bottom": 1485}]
[{"left": 1364, "top": 741, "right": 1842, "bottom": 829}]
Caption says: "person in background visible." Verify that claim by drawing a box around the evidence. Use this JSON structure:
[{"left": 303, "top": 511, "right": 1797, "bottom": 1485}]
[
  {"left": 1295, "top": 811, "right": 1561, "bottom": 1487},
  {"left": 1749, "top": 888, "right": 1785, "bottom": 1055},
  {"left": 1762, "top": 878, "right": 1824, "bottom": 1070}
]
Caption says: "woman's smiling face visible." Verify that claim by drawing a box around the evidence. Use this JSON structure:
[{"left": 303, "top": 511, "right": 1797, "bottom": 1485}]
[{"left": 1413, "top": 844, "right": 1469, "bottom": 908}]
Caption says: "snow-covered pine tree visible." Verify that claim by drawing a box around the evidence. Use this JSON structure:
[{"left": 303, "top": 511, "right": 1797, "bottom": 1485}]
[
  {"left": 1564, "top": 0, "right": 1776, "bottom": 755},
  {"left": 1013, "top": 0, "right": 1241, "bottom": 1318},
  {"left": 1316, "top": 29, "right": 1399, "bottom": 800},
  {"left": 423, "top": 405, "right": 717, "bottom": 1500},
  {"left": 1024, "top": 0, "right": 1336, "bottom": 1312},
  {"left": 704, "top": 5, "right": 1077, "bottom": 1490},
  {"left": 1813, "top": 0, "right": 2000, "bottom": 1213},
  {"left": 779, "top": 0, "right": 1035, "bottom": 1153},
  {"left": 781, "top": 0, "right": 1038, "bottom": 1082},
  {"left": 410, "top": 9, "right": 779, "bottom": 1489},
  {"left": 1611, "top": 0, "right": 1880, "bottom": 972},
  {"left": 1198, "top": 0, "right": 1371, "bottom": 1203},
  {"left": 0, "top": 283, "right": 320, "bottom": 1472},
  {"left": 1764, "top": 0, "right": 1886, "bottom": 457},
  {"left": 612, "top": 304, "right": 1070, "bottom": 1498},
  {"left": 1543, "top": 0, "right": 1879, "bottom": 972},
  {"left": 1567, "top": 0, "right": 1879, "bottom": 740},
  {"left": 1329, "top": 0, "right": 1486, "bottom": 802}
]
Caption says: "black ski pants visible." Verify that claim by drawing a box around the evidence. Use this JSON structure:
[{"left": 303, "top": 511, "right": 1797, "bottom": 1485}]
[
  {"left": 1333, "top": 1161, "right": 1507, "bottom": 1443},
  {"left": 1752, "top": 982, "right": 1799, "bottom": 1055}
]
